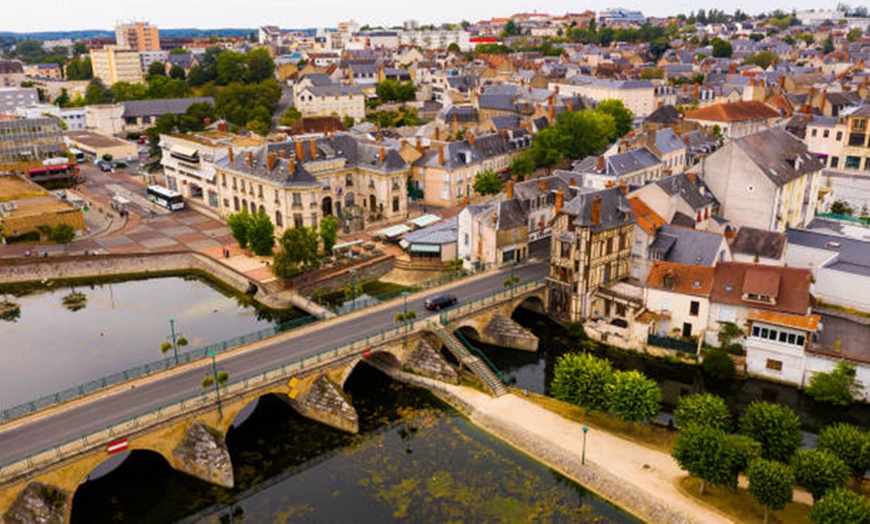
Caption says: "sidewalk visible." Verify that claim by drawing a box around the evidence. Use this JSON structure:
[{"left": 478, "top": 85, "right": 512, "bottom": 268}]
[{"left": 388, "top": 370, "right": 736, "bottom": 524}]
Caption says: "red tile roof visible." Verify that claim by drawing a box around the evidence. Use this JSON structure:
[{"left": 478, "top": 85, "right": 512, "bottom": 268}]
[
  {"left": 685, "top": 101, "right": 780, "bottom": 123},
  {"left": 628, "top": 197, "right": 666, "bottom": 235},
  {"left": 747, "top": 310, "right": 820, "bottom": 332},
  {"left": 711, "top": 262, "right": 811, "bottom": 315},
  {"left": 646, "top": 261, "right": 715, "bottom": 296}
]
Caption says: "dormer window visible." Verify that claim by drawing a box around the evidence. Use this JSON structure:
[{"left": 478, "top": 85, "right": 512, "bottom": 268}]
[{"left": 743, "top": 292, "right": 776, "bottom": 305}]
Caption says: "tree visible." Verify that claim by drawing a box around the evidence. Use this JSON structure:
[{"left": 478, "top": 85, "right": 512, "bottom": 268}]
[
  {"left": 227, "top": 210, "right": 252, "bottom": 249},
  {"left": 47, "top": 223, "right": 76, "bottom": 248},
  {"left": 65, "top": 57, "right": 92, "bottom": 80},
  {"left": 278, "top": 107, "right": 302, "bottom": 127},
  {"left": 743, "top": 51, "right": 779, "bottom": 69},
  {"left": 806, "top": 361, "right": 860, "bottom": 406},
  {"left": 640, "top": 67, "right": 664, "bottom": 79},
  {"left": 674, "top": 393, "right": 732, "bottom": 431},
  {"left": 702, "top": 348, "right": 735, "bottom": 380},
  {"left": 320, "top": 215, "right": 338, "bottom": 254},
  {"left": 595, "top": 99, "right": 634, "bottom": 139},
  {"left": 272, "top": 226, "right": 320, "bottom": 278},
  {"left": 168, "top": 64, "right": 186, "bottom": 80},
  {"left": 711, "top": 38, "right": 733, "bottom": 58},
  {"left": 447, "top": 42, "right": 461, "bottom": 54},
  {"left": 216, "top": 51, "right": 247, "bottom": 85},
  {"left": 791, "top": 448, "right": 850, "bottom": 502},
  {"left": 739, "top": 401, "right": 802, "bottom": 462},
  {"left": 830, "top": 200, "right": 853, "bottom": 216},
  {"left": 376, "top": 79, "right": 416, "bottom": 102},
  {"left": 747, "top": 459, "right": 794, "bottom": 524},
  {"left": 718, "top": 321, "right": 745, "bottom": 353},
  {"left": 508, "top": 153, "right": 535, "bottom": 181},
  {"left": 672, "top": 426, "right": 757, "bottom": 494},
  {"left": 148, "top": 61, "right": 166, "bottom": 77},
  {"left": 247, "top": 211, "right": 275, "bottom": 256},
  {"left": 85, "top": 78, "right": 110, "bottom": 104},
  {"left": 816, "top": 423, "right": 870, "bottom": 490},
  {"left": 846, "top": 28, "right": 863, "bottom": 42},
  {"left": 607, "top": 369, "right": 661, "bottom": 424},
  {"left": 472, "top": 169, "right": 503, "bottom": 196},
  {"left": 551, "top": 352, "right": 614, "bottom": 412},
  {"left": 810, "top": 488, "right": 870, "bottom": 524},
  {"left": 245, "top": 47, "right": 275, "bottom": 83}
]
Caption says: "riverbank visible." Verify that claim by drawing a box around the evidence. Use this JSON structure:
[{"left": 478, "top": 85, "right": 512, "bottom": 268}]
[{"left": 375, "top": 364, "right": 733, "bottom": 524}]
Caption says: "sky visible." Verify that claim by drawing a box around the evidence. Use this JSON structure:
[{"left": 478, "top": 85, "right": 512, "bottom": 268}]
[{"left": 2, "top": 0, "right": 845, "bottom": 33}]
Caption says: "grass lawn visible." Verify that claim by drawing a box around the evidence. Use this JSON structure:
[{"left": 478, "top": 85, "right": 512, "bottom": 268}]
[
  {"left": 517, "top": 390, "right": 678, "bottom": 453},
  {"left": 678, "top": 477, "right": 811, "bottom": 524}
]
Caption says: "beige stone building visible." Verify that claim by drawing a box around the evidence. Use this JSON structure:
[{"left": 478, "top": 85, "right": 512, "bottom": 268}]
[{"left": 90, "top": 46, "right": 145, "bottom": 85}]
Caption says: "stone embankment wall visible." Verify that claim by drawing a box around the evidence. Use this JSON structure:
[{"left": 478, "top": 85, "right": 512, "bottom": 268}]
[{"left": 0, "top": 252, "right": 282, "bottom": 309}]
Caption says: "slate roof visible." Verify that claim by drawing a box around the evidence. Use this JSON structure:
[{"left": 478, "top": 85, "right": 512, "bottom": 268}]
[
  {"left": 655, "top": 173, "right": 718, "bottom": 211},
  {"left": 731, "top": 227, "right": 787, "bottom": 260},
  {"left": 167, "top": 53, "right": 195, "bottom": 69},
  {"left": 471, "top": 198, "right": 526, "bottom": 231},
  {"left": 598, "top": 147, "right": 661, "bottom": 176},
  {"left": 122, "top": 97, "right": 214, "bottom": 118},
  {"left": 649, "top": 224, "right": 725, "bottom": 266},
  {"left": 653, "top": 128, "right": 686, "bottom": 156},
  {"left": 786, "top": 228, "right": 870, "bottom": 278},
  {"left": 562, "top": 186, "right": 635, "bottom": 232},
  {"left": 733, "top": 127, "right": 824, "bottom": 187},
  {"left": 414, "top": 133, "right": 528, "bottom": 170},
  {"left": 440, "top": 106, "right": 479, "bottom": 123},
  {"left": 403, "top": 217, "right": 457, "bottom": 245},
  {"left": 644, "top": 104, "right": 681, "bottom": 125},
  {"left": 306, "top": 85, "right": 365, "bottom": 97}
]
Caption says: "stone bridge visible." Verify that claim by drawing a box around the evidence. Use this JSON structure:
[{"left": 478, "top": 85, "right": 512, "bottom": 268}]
[{"left": 0, "top": 282, "right": 547, "bottom": 522}]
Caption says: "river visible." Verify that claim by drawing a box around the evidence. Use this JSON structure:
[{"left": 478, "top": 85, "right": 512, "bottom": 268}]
[{"left": 70, "top": 364, "right": 639, "bottom": 523}]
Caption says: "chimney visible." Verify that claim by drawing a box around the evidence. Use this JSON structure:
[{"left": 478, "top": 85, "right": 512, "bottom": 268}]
[
  {"left": 435, "top": 126, "right": 440, "bottom": 141},
  {"left": 228, "top": 147, "right": 234, "bottom": 163},
  {"left": 279, "top": 149, "right": 286, "bottom": 159},
  {"left": 779, "top": 75, "right": 785, "bottom": 88},
  {"left": 683, "top": 84, "right": 688, "bottom": 94},
  {"left": 379, "top": 146, "right": 385, "bottom": 162},
  {"left": 728, "top": 63, "right": 736, "bottom": 74},
  {"left": 310, "top": 139, "right": 317, "bottom": 160},
  {"left": 569, "top": 177, "right": 576, "bottom": 187},
  {"left": 619, "top": 180, "right": 627, "bottom": 196},
  {"left": 266, "top": 153, "right": 277, "bottom": 170},
  {"left": 590, "top": 195, "right": 602, "bottom": 226},
  {"left": 468, "top": 133, "right": 475, "bottom": 146},
  {"left": 246, "top": 151, "right": 253, "bottom": 166},
  {"left": 787, "top": 106, "right": 793, "bottom": 118},
  {"left": 683, "top": 135, "right": 690, "bottom": 146},
  {"left": 296, "top": 140, "right": 304, "bottom": 159},
  {"left": 693, "top": 83, "right": 699, "bottom": 98},
  {"left": 506, "top": 179, "right": 514, "bottom": 199},
  {"left": 819, "top": 89, "right": 826, "bottom": 110},
  {"left": 566, "top": 99, "right": 574, "bottom": 111},
  {"left": 416, "top": 136, "right": 422, "bottom": 151},
  {"left": 750, "top": 77, "right": 756, "bottom": 87},
  {"left": 554, "top": 84, "right": 559, "bottom": 94},
  {"left": 547, "top": 104, "right": 555, "bottom": 122},
  {"left": 289, "top": 157, "right": 296, "bottom": 174},
  {"left": 597, "top": 155, "right": 605, "bottom": 173},
  {"left": 539, "top": 179, "right": 548, "bottom": 191},
  {"left": 438, "top": 147, "right": 444, "bottom": 166},
  {"left": 687, "top": 172, "right": 697, "bottom": 182},
  {"left": 491, "top": 212, "right": 498, "bottom": 224},
  {"left": 554, "top": 190, "right": 564, "bottom": 214}
]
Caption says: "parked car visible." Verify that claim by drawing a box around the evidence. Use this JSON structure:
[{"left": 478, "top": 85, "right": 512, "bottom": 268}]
[
  {"left": 99, "top": 162, "right": 113, "bottom": 172},
  {"left": 424, "top": 294, "right": 458, "bottom": 311}
]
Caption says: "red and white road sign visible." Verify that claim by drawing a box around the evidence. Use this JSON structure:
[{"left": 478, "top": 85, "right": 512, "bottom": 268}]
[
  {"left": 107, "top": 438, "right": 129, "bottom": 455},
  {"left": 363, "top": 348, "right": 372, "bottom": 358}
]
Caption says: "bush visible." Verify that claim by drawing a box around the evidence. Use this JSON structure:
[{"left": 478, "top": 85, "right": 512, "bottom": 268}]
[{"left": 702, "top": 348, "right": 735, "bottom": 380}]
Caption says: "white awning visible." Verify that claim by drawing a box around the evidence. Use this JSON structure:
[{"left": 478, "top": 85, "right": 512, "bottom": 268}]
[
  {"left": 333, "top": 239, "right": 364, "bottom": 252},
  {"left": 409, "top": 214, "right": 441, "bottom": 228},
  {"left": 170, "top": 144, "right": 199, "bottom": 161},
  {"left": 410, "top": 244, "right": 440, "bottom": 253},
  {"left": 377, "top": 224, "right": 411, "bottom": 238}
]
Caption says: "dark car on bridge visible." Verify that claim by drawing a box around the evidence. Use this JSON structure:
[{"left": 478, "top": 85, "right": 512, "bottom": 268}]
[{"left": 424, "top": 294, "right": 458, "bottom": 311}]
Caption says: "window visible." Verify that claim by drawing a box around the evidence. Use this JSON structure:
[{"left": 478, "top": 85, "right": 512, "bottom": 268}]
[
  {"left": 560, "top": 241, "right": 571, "bottom": 258},
  {"left": 294, "top": 213, "right": 304, "bottom": 228},
  {"left": 846, "top": 156, "right": 861, "bottom": 169},
  {"left": 275, "top": 210, "right": 283, "bottom": 227},
  {"left": 233, "top": 196, "right": 239, "bottom": 211},
  {"left": 292, "top": 192, "right": 302, "bottom": 206},
  {"left": 767, "top": 329, "right": 777, "bottom": 341},
  {"left": 779, "top": 331, "right": 787, "bottom": 343},
  {"left": 392, "top": 196, "right": 400, "bottom": 212},
  {"left": 848, "top": 134, "right": 866, "bottom": 147},
  {"left": 823, "top": 129, "right": 829, "bottom": 138},
  {"left": 760, "top": 328, "right": 769, "bottom": 339},
  {"left": 689, "top": 301, "right": 700, "bottom": 316},
  {"left": 752, "top": 326, "right": 760, "bottom": 337},
  {"left": 787, "top": 333, "right": 796, "bottom": 345},
  {"left": 796, "top": 335, "right": 805, "bottom": 346},
  {"left": 661, "top": 296, "right": 670, "bottom": 312},
  {"left": 831, "top": 156, "right": 839, "bottom": 168},
  {"left": 811, "top": 129, "right": 817, "bottom": 137},
  {"left": 836, "top": 131, "right": 843, "bottom": 141},
  {"left": 766, "top": 359, "right": 783, "bottom": 372}
]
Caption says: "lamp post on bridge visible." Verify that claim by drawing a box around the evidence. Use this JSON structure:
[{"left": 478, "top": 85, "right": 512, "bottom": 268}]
[
  {"left": 206, "top": 350, "right": 224, "bottom": 420},
  {"left": 349, "top": 269, "right": 358, "bottom": 312},
  {"left": 169, "top": 318, "right": 178, "bottom": 364},
  {"left": 582, "top": 426, "right": 589, "bottom": 465}
]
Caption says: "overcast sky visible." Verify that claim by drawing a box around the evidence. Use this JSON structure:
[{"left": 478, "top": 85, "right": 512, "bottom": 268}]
[{"left": 4, "top": 0, "right": 843, "bottom": 33}]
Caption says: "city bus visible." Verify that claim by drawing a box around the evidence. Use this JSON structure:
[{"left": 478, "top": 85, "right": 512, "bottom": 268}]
[{"left": 146, "top": 185, "right": 185, "bottom": 211}]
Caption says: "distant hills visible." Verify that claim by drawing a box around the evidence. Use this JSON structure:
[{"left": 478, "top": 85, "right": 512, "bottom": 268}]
[{"left": 0, "top": 28, "right": 262, "bottom": 41}]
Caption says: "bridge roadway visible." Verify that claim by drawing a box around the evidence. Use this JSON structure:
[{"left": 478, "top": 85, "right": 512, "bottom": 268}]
[{"left": 0, "top": 262, "right": 549, "bottom": 467}]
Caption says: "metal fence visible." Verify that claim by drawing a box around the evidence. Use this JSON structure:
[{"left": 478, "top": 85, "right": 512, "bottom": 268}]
[
  {"left": 0, "top": 314, "right": 321, "bottom": 424},
  {"left": 0, "top": 279, "right": 548, "bottom": 482}
]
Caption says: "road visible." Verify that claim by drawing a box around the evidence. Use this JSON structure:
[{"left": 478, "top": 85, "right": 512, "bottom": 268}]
[{"left": 0, "top": 262, "right": 548, "bottom": 466}]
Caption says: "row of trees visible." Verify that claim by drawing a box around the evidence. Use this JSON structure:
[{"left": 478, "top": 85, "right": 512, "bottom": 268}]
[
  {"left": 672, "top": 393, "right": 870, "bottom": 522},
  {"left": 551, "top": 352, "right": 661, "bottom": 424},
  {"left": 226, "top": 210, "right": 340, "bottom": 279}
]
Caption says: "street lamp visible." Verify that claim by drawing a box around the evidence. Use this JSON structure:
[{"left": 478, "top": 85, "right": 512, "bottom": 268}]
[
  {"left": 349, "top": 269, "right": 358, "bottom": 312},
  {"left": 401, "top": 290, "right": 409, "bottom": 344},
  {"left": 581, "top": 426, "right": 589, "bottom": 465},
  {"left": 169, "top": 318, "right": 179, "bottom": 365},
  {"left": 208, "top": 350, "right": 223, "bottom": 420}
]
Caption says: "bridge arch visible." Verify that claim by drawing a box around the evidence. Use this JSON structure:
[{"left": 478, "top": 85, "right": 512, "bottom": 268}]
[
  {"left": 455, "top": 324, "right": 482, "bottom": 343},
  {"left": 70, "top": 448, "right": 174, "bottom": 520},
  {"left": 338, "top": 351, "right": 402, "bottom": 388},
  {"left": 512, "top": 295, "right": 546, "bottom": 317}
]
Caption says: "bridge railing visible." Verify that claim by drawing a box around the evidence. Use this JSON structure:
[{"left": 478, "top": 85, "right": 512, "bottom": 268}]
[
  {"left": 0, "top": 314, "right": 322, "bottom": 425},
  {"left": 0, "top": 277, "right": 548, "bottom": 483}
]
